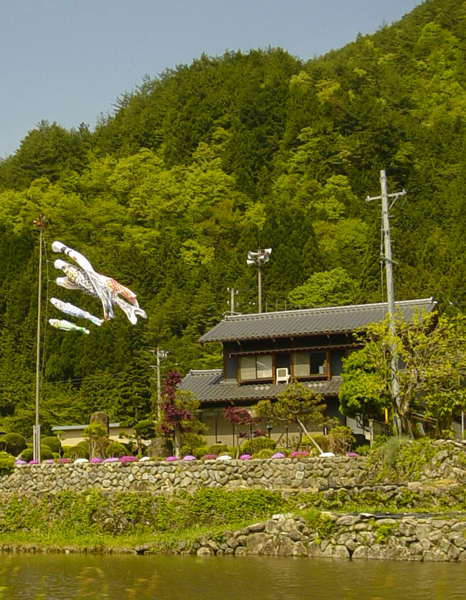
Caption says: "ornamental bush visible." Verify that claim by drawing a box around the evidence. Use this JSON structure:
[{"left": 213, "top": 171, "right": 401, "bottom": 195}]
[
  {"left": 106, "top": 442, "right": 127, "bottom": 458},
  {"left": 241, "top": 436, "right": 276, "bottom": 455},
  {"left": 0, "top": 451, "right": 15, "bottom": 476},
  {"left": 63, "top": 445, "right": 89, "bottom": 460},
  {"left": 20, "top": 446, "right": 53, "bottom": 462},
  {"left": 252, "top": 448, "right": 275, "bottom": 459},
  {"left": 0, "top": 433, "right": 27, "bottom": 456},
  {"left": 207, "top": 443, "right": 228, "bottom": 455},
  {"left": 41, "top": 436, "right": 62, "bottom": 454}
]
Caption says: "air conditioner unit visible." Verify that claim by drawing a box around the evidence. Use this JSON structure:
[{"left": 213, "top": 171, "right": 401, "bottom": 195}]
[{"left": 276, "top": 367, "right": 290, "bottom": 384}]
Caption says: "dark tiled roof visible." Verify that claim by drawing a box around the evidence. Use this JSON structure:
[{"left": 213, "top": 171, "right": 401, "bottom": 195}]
[
  {"left": 199, "top": 298, "right": 437, "bottom": 343},
  {"left": 180, "top": 369, "right": 342, "bottom": 404}
]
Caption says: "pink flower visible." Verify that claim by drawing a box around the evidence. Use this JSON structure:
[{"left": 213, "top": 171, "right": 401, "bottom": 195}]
[
  {"left": 291, "top": 451, "right": 309, "bottom": 459},
  {"left": 240, "top": 454, "right": 252, "bottom": 460},
  {"left": 166, "top": 456, "right": 178, "bottom": 462},
  {"left": 271, "top": 452, "right": 285, "bottom": 459},
  {"left": 183, "top": 455, "right": 196, "bottom": 461},
  {"left": 90, "top": 458, "right": 102, "bottom": 463},
  {"left": 120, "top": 456, "right": 138, "bottom": 464}
]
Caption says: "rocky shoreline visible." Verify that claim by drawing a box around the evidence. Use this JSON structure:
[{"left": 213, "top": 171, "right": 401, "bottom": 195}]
[{"left": 2, "top": 513, "right": 466, "bottom": 561}]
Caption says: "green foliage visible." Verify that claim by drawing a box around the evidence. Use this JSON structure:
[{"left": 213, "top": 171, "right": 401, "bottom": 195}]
[
  {"left": 375, "top": 522, "right": 396, "bottom": 544},
  {"left": 0, "top": 452, "right": 15, "bottom": 476},
  {"left": 241, "top": 436, "right": 276, "bottom": 455},
  {"left": 288, "top": 267, "right": 359, "bottom": 309},
  {"left": 41, "top": 436, "right": 61, "bottom": 454},
  {"left": 0, "top": 433, "right": 27, "bottom": 457},
  {"left": 2, "top": 4, "right": 466, "bottom": 437},
  {"left": 62, "top": 445, "right": 89, "bottom": 460},
  {"left": 105, "top": 442, "right": 127, "bottom": 458},
  {"left": 256, "top": 383, "right": 325, "bottom": 449},
  {"left": 327, "top": 426, "right": 356, "bottom": 455},
  {"left": 0, "top": 489, "right": 291, "bottom": 535},
  {"left": 252, "top": 448, "right": 275, "bottom": 459},
  {"left": 19, "top": 445, "right": 53, "bottom": 462},
  {"left": 207, "top": 444, "right": 229, "bottom": 455}
]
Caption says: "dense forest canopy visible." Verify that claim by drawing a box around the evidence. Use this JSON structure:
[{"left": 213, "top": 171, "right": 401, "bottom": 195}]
[{"left": 1, "top": 0, "right": 466, "bottom": 436}]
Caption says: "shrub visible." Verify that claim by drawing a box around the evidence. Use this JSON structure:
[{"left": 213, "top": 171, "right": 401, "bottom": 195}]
[
  {"left": 252, "top": 448, "right": 275, "bottom": 459},
  {"left": 208, "top": 444, "right": 228, "bottom": 455},
  {"left": 241, "top": 436, "right": 276, "bottom": 455},
  {"left": 181, "top": 433, "right": 207, "bottom": 455},
  {"left": 20, "top": 446, "right": 53, "bottom": 462},
  {"left": 0, "top": 433, "right": 27, "bottom": 456},
  {"left": 0, "top": 451, "right": 15, "bottom": 476},
  {"left": 194, "top": 445, "right": 209, "bottom": 459},
  {"left": 63, "top": 445, "right": 89, "bottom": 460},
  {"left": 300, "top": 435, "right": 330, "bottom": 453},
  {"left": 106, "top": 442, "right": 127, "bottom": 458},
  {"left": 41, "top": 436, "right": 62, "bottom": 454},
  {"left": 328, "top": 426, "right": 356, "bottom": 455}
]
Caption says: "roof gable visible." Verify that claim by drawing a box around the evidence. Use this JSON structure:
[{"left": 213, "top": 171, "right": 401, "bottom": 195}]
[{"left": 199, "top": 298, "right": 437, "bottom": 343}]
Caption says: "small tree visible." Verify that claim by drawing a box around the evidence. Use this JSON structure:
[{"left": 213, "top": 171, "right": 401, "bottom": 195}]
[
  {"left": 223, "top": 406, "right": 261, "bottom": 452},
  {"left": 159, "top": 371, "right": 203, "bottom": 458},
  {"left": 84, "top": 422, "right": 109, "bottom": 459},
  {"left": 255, "top": 382, "right": 326, "bottom": 450}
]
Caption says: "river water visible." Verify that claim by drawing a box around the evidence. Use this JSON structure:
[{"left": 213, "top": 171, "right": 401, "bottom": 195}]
[{"left": 1, "top": 554, "right": 465, "bottom": 600}]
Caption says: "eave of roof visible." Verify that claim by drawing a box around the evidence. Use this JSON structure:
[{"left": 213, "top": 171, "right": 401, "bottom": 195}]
[
  {"left": 180, "top": 369, "right": 342, "bottom": 404},
  {"left": 199, "top": 298, "right": 437, "bottom": 343}
]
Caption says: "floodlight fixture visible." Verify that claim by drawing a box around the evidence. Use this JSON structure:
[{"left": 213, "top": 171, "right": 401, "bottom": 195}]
[{"left": 247, "top": 247, "right": 272, "bottom": 314}]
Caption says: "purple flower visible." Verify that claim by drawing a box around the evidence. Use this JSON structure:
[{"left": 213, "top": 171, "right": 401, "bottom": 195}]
[
  {"left": 28, "top": 460, "right": 39, "bottom": 465},
  {"left": 271, "top": 452, "right": 285, "bottom": 459},
  {"left": 43, "top": 459, "right": 54, "bottom": 464},
  {"left": 90, "top": 458, "right": 102, "bottom": 463},
  {"left": 166, "top": 456, "right": 178, "bottom": 462},
  {"left": 347, "top": 452, "right": 359, "bottom": 457},
  {"left": 14, "top": 460, "right": 27, "bottom": 465},
  {"left": 240, "top": 454, "right": 252, "bottom": 460},
  {"left": 183, "top": 455, "right": 196, "bottom": 461},
  {"left": 103, "top": 457, "right": 119, "bottom": 463}
]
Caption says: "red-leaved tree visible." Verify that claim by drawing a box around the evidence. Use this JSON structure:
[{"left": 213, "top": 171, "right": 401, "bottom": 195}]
[{"left": 160, "top": 370, "right": 202, "bottom": 458}]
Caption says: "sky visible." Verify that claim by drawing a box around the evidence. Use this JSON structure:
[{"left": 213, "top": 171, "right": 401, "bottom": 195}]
[{"left": 1, "top": 0, "right": 423, "bottom": 159}]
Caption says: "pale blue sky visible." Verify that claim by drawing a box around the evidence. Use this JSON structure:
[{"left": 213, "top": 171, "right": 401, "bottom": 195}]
[{"left": 1, "top": 0, "right": 422, "bottom": 158}]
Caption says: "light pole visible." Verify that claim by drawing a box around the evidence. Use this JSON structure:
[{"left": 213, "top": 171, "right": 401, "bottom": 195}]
[
  {"left": 247, "top": 248, "right": 272, "bottom": 314},
  {"left": 33, "top": 214, "right": 46, "bottom": 462},
  {"left": 150, "top": 347, "right": 168, "bottom": 421}
]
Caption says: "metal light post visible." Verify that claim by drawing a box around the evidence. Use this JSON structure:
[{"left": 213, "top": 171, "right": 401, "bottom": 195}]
[
  {"left": 33, "top": 214, "right": 46, "bottom": 462},
  {"left": 150, "top": 347, "right": 168, "bottom": 421},
  {"left": 247, "top": 248, "right": 272, "bottom": 314}
]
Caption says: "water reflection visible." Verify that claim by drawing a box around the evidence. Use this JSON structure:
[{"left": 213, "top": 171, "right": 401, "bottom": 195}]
[{"left": 0, "top": 554, "right": 463, "bottom": 600}]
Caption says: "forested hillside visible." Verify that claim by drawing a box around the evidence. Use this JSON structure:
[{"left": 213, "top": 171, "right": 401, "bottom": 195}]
[{"left": 1, "top": 0, "right": 466, "bottom": 436}]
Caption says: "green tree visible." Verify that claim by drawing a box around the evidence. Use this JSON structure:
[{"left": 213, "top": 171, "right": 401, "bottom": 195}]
[
  {"left": 288, "top": 267, "right": 359, "bottom": 309},
  {"left": 340, "top": 311, "right": 466, "bottom": 437},
  {"left": 255, "top": 382, "right": 325, "bottom": 449}
]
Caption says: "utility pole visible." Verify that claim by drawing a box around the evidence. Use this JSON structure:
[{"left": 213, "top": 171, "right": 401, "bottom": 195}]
[
  {"left": 247, "top": 248, "right": 272, "bottom": 314},
  {"left": 366, "top": 170, "right": 406, "bottom": 436},
  {"left": 33, "top": 214, "right": 46, "bottom": 462},
  {"left": 227, "top": 287, "right": 239, "bottom": 316}
]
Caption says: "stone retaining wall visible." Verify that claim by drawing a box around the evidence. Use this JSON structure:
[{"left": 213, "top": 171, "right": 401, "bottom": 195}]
[
  {"left": 182, "top": 513, "right": 466, "bottom": 562},
  {"left": 1, "top": 439, "right": 466, "bottom": 499},
  {"left": 0, "top": 457, "right": 370, "bottom": 498}
]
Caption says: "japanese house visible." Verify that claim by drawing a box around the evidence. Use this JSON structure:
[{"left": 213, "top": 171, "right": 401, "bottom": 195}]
[{"left": 181, "top": 298, "right": 437, "bottom": 446}]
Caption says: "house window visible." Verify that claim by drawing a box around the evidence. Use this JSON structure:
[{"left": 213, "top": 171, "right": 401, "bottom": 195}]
[
  {"left": 292, "top": 351, "right": 328, "bottom": 379},
  {"left": 239, "top": 355, "right": 273, "bottom": 381}
]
